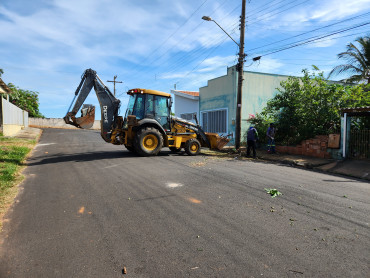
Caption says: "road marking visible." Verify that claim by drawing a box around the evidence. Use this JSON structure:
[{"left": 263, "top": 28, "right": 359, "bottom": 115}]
[
  {"left": 103, "top": 164, "right": 122, "bottom": 169},
  {"left": 166, "top": 182, "right": 183, "bottom": 188},
  {"left": 188, "top": 197, "right": 202, "bottom": 204},
  {"left": 36, "top": 143, "right": 56, "bottom": 148}
]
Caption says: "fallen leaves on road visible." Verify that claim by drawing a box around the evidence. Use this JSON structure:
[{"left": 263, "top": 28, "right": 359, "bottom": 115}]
[{"left": 265, "top": 188, "right": 282, "bottom": 198}]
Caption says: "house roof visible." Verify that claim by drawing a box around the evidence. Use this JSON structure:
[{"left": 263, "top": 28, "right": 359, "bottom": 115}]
[
  {"left": 172, "top": 90, "right": 199, "bottom": 100},
  {"left": 176, "top": 90, "right": 199, "bottom": 97},
  {"left": 341, "top": 106, "right": 370, "bottom": 117},
  {"left": 0, "top": 78, "right": 13, "bottom": 94}
]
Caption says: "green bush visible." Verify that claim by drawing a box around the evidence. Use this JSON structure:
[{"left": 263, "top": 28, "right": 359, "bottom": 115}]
[
  {"left": 246, "top": 113, "right": 271, "bottom": 145},
  {"left": 253, "top": 68, "right": 370, "bottom": 145}
]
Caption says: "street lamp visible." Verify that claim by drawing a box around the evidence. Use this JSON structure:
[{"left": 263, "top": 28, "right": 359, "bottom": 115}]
[
  {"left": 202, "top": 3, "right": 246, "bottom": 150},
  {"left": 201, "top": 16, "right": 240, "bottom": 47}
]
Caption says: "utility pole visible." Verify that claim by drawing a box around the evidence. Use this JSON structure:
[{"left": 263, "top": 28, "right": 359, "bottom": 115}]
[
  {"left": 107, "top": 75, "right": 123, "bottom": 97},
  {"left": 235, "top": 0, "right": 246, "bottom": 150}
]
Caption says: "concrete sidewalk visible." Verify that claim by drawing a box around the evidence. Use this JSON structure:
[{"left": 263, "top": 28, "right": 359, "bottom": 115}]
[
  {"left": 11, "top": 127, "right": 43, "bottom": 140},
  {"left": 255, "top": 149, "right": 370, "bottom": 182}
]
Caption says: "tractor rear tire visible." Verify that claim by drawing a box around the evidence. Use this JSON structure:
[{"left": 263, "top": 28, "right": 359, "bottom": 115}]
[
  {"left": 134, "top": 127, "right": 163, "bottom": 156},
  {"left": 185, "top": 138, "right": 201, "bottom": 156}
]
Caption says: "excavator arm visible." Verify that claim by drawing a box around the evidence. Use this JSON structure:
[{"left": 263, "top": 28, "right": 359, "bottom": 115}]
[{"left": 64, "top": 69, "right": 121, "bottom": 142}]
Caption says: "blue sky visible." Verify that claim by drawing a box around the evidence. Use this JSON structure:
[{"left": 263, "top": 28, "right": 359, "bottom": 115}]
[{"left": 1, "top": 0, "right": 370, "bottom": 119}]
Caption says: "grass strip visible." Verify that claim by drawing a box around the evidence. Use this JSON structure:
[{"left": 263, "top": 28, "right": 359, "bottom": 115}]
[{"left": 0, "top": 136, "right": 36, "bottom": 230}]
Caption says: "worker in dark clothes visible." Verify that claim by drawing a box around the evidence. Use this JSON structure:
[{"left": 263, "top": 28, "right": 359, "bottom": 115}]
[
  {"left": 246, "top": 126, "right": 258, "bottom": 158},
  {"left": 267, "top": 123, "right": 276, "bottom": 154}
]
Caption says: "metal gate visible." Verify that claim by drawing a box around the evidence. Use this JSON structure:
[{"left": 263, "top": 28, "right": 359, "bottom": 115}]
[{"left": 348, "top": 129, "right": 370, "bottom": 159}]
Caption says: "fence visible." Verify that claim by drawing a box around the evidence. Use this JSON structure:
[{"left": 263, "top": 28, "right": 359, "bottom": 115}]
[
  {"left": 348, "top": 129, "right": 370, "bottom": 159},
  {"left": 1, "top": 97, "right": 29, "bottom": 136}
]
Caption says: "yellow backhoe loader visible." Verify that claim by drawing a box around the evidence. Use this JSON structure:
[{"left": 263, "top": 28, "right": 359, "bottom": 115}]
[{"left": 64, "top": 69, "right": 230, "bottom": 156}]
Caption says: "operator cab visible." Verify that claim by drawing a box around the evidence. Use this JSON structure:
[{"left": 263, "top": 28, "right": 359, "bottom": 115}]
[{"left": 125, "top": 89, "right": 172, "bottom": 129}]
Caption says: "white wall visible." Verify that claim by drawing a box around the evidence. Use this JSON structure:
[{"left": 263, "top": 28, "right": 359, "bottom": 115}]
[
  {"left": 174, "top": 95, "right": 199, "bottom": 123},
  {"left": 1, "top": 97, "right": 29, "bottom": 136}
]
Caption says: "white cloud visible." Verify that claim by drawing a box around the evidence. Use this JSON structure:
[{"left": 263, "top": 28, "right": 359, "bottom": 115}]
[
  {"left": 307, "top": 38, "right": 338, "bottom": 48},
  {"left": 310, "top": 0, "right": 370, "bottom": 21},
  {"left": 1, "top": 0, "right": 370, "bottom": 118},
  {"left": 246, "top": 57, "right": 284, "bottom": 73}
]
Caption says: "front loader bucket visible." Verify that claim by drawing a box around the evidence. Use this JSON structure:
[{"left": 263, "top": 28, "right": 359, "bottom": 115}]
[
  {"left": 75, "top": 106, "right": 95, "bottom": 129},
  {"left": 205, "top": 133, "right": 230, "bottom": 150}
]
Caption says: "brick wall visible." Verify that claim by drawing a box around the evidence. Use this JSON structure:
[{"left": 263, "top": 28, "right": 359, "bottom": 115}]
[{"left": 276, "top": 135, "right": 331, "bottom": 158}]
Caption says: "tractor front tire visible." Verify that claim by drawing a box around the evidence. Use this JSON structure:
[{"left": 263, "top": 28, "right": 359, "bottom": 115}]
[
  {"left": 134, "top": 127, "right": 163, "bottom": 156},
  {"left": 185, "top": 138, "right": 201, "bottom": 156}
]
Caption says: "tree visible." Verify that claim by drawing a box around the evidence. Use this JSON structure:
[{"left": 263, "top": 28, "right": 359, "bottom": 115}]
[
  {"left": 7, "top": 83, "right": 44, "bottom": 118},
  {"left": 328, "top": 36, "right": 370, "bottom": 84},
  {"left": 249, "top": 68, "right": 370, "bottom": 145},
  {"left": 0, "top": 69, "right": 44, "bottom": 118}
]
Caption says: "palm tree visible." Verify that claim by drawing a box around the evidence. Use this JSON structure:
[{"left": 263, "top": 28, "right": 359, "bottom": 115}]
[{"left": 329, "top": 36, "right": 370, "bottom": 84}]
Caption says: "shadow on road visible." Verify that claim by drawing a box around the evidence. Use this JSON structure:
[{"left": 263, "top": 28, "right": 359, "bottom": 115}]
[{"left": 26, "top": 150, "right": 185, "bottom": 166}]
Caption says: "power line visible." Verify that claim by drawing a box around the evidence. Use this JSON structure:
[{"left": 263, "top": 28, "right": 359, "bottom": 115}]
[
  {"left": 247, "top": 0, "right": 290, "bottom": 16},
  {"left": 125, "top": 0, "right": 238, "bottom": 83},
  {"left": 246, "top": 11, "right": 370, "bottom": 55},
  {"left": 126, "top": 19, "right": 240, "bottom": 84},
  {"left": 247, "top": 0, "right": 311, "bottom": 27},
  {"left": 128, "top": 0, "right": 210, "bottom": 73},
  {"left": 255, "top": 21, "right": 370, "bottom": 58}
]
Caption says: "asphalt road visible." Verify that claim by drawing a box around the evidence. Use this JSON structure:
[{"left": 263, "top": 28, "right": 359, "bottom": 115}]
[{"left": 1, "top": 128, "right": 369, "bottom": 278}]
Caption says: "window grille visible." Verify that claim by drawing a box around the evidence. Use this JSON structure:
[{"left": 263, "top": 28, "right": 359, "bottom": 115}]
[
  {"left": 180, "top": 113, "right": 196, "bottom": 121},
  {"left": 201, "top": 109, "right": 227, "bottom": 133}
]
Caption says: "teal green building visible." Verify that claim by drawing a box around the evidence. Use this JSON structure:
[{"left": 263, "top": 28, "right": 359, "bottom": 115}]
[{"left": 199, "top": 66, "right": 289, "bottom": 145}]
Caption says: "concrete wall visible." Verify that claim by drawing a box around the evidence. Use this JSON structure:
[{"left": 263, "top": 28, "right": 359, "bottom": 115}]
[
  {"left": 241, "top": 71, "right": 288, "bottom": 140},
  {"left": 199, "top": 66, "right": 289, "bottom": 144},
  {"left": 1, "top": 97, "right": 29, "bottom": 136},
  {"left": 174, "top": 95, "right": 198, "bottom": 123},
  {"left": 29, "top": 118, "right": 101, "bottom": 130},
  {"left": 199, "top": 66, "right": 237, "bottom": 140}
]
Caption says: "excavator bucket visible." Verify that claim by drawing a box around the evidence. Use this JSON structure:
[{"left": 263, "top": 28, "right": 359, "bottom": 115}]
[
  {"left": 205, "top": 133, "right": 230, "bottom": 150},
  {"left": 75, "top": 105, "right": 95, "bottom": 129}
]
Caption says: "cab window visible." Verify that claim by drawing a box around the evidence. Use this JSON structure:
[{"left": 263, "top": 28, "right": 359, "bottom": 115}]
[
  {"left": 145, "top": 94, "right": 154, "bottom": 118},
  {"left": 154, "top": 95, "right": 170, "bottom": 128},
  {"left": 132, "top": 94, "right": 145, "bottom": 120}
]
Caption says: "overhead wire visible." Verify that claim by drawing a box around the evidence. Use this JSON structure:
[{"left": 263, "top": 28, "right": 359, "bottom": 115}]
[
  {"left": 141, "top": 0, "right": 235, "bottom": 70},
  {"left": 246, "top": 11, "right": 370, "bottom": 53},
  {"left": 127, "top": 21, "right": 239, "bottom": 86},
  {"left": 170, "top": 0, "right": 311, "bottom": 82},
  {"left": 152, "top": 0, "right": 311, "bottom": 88},
  {"left": 126, "top": 1, "right": 242, "bottom": 85},
  {"left": 170, "top": 0, "right": 366, "bottom": 88},
  {"left": 128, "top": 0, "right": 210, "bottom": 73},
  {"left": 125, "top": 0, "right": 238, "bottom": 84},
  {"left": 156, "top": 22, "right": 240, "bottom": 78},
  {"left": 129, "top": 1, "right": 370, "bottom": 91},
  {"left": 247, "top": 0, "right": 311, "bottom": 27},
  {"left": 252, "top": 21, "right": 370, "bottom": 58}
]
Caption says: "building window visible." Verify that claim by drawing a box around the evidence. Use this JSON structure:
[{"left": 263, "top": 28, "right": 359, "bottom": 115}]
[
  {"left": 180, "top": 113, "right": 196, "bottom": 121},
  {"left": 201, "top": 109, "right": 227, "bottom": 133}
]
